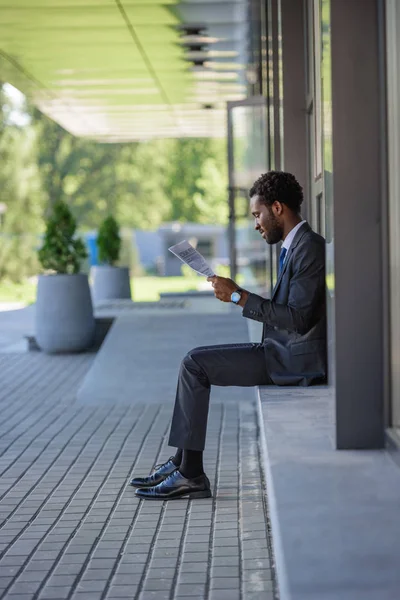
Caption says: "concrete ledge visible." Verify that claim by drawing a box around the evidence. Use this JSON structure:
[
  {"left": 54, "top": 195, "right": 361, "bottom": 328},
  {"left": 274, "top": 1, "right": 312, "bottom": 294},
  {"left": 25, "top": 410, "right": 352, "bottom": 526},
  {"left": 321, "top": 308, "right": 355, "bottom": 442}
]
[
  {"left": 257, "top": 385, "right": 400, "bottom": 600},
  {"left": 77, "top": 310, "right": 252, "bottom": 405}
]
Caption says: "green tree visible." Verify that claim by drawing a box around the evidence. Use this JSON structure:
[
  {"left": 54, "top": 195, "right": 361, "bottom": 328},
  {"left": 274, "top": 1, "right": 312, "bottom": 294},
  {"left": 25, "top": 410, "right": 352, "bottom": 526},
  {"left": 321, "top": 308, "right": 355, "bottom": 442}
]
[
  {"left": 163, "top": 138, "right": 227, "bottom": 223},
  {"left": 0, "top": 86, "right": 43, "bottom": 282},
  {"left": 97, "top": 215, "right": 121, "bottom": 265},
  {"left": 38, "top": 201, "right": 87, "bottom": 274},
  {"left": 32, "top": 111, "right": 173, "bottom": 230},
  {"left": 193, "top": 154, "right": 228, "bottom": 224},
  {"left": 32, "top": 111, "right": 229, "bottom": 230},
  {"left": 0, "top": 85, "right": 230, "bottom": 286}
]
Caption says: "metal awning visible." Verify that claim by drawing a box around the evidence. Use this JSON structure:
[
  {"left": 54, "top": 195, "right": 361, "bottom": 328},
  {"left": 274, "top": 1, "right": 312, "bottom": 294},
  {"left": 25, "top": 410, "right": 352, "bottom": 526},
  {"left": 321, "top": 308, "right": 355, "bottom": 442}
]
[{"left": 0, "top": 0, "right": 249, "bottom": 140}]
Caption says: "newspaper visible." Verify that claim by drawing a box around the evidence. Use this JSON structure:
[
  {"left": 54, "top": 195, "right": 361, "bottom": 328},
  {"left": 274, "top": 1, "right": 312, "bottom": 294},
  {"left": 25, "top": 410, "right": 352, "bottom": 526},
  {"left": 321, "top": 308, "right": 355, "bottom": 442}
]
[{"left": 168, "top": 240, "right": 215, "bottom": 277}]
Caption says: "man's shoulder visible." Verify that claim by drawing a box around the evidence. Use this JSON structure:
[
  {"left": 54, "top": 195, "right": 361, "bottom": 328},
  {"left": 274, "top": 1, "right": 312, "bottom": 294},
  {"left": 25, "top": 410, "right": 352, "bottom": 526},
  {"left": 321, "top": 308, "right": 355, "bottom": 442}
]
[
  {"left": 299, "top": 225, "right": 325, "bottom": 247},
  {"left": 294, "top": 226, "right": 325, "bottom": 263}
]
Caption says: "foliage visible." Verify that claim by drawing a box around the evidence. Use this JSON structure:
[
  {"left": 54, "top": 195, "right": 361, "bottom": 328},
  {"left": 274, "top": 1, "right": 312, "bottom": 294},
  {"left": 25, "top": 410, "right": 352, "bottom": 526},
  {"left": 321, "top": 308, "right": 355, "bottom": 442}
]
[
  {"left": 0, "top": 275, "right": 203, "bottom": 305},
  {"left": 31, "top": 108, "right": 228, "bottom": 230},
  {"left": 0, "top": 278, "right": 37, "bottom": 304},
  {"left": 38, "top": 201, "right": 87, "bottom": 274},
  {"left": 0, "top": 84, "right": 229, "bottom": 286},
  {"left": 97, "top": 215, "right": 121, "bottom": 265},
  {"left": 163, "top": 138, "right": 228, "bottom": 224},
  {"left": 0, "top": 87, "right": 43, "bottom": 282}
]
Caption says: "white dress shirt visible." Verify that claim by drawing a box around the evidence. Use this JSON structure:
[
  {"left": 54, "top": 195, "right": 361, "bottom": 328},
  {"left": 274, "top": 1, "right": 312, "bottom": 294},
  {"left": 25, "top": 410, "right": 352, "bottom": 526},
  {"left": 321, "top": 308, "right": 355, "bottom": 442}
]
[{"left": 281, "top": 220, "right": 307, "bottom": 262}]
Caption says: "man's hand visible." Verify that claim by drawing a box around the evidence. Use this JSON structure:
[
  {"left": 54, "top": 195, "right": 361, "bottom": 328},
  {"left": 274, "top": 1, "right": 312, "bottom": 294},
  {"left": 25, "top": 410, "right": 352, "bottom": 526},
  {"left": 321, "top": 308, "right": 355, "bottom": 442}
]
[{"left": 207, "top": 276, "right": 249, "bottom": 306}]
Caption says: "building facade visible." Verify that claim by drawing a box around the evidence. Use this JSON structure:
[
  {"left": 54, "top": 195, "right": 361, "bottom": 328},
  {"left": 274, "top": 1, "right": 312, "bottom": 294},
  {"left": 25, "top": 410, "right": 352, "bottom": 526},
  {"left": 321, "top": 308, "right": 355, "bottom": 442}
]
[{"left": 229, "top": 0, "right": 398, "bottom": 451}]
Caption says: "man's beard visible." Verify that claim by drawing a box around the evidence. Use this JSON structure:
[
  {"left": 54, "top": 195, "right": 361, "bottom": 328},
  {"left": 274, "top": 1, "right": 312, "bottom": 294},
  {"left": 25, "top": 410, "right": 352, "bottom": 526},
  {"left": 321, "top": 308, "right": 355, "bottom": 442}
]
[{"left": 265, "top": 217, "right": 283, "bottom": 245}]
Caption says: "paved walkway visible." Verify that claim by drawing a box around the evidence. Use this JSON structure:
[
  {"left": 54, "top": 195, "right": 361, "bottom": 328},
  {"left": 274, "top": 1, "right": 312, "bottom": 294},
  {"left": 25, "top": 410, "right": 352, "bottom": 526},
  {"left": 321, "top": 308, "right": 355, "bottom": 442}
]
[{"left": 0, "top": 305, "right": 276, "bottom": 600}]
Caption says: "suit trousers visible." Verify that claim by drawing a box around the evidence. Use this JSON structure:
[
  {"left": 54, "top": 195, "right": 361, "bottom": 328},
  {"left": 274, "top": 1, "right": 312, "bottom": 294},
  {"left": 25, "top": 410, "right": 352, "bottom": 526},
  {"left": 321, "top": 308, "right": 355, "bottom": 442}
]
[{"left": 168, "top": 343, "right": 271, "bottom": 451}]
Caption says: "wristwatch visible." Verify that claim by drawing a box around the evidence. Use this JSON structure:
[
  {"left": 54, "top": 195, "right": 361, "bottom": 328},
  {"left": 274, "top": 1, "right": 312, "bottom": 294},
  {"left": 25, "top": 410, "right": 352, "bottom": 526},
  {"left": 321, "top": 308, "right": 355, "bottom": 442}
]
[{"left": 230, "top": 288, "right": 243, "bottom": 304}]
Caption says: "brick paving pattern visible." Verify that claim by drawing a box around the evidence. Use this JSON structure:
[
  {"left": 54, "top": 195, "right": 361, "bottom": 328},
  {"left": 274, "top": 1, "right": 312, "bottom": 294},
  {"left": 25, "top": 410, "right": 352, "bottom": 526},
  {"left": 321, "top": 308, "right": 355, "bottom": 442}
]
[{"left": 0, "top": 352, "right": 276, "bottom": 600}]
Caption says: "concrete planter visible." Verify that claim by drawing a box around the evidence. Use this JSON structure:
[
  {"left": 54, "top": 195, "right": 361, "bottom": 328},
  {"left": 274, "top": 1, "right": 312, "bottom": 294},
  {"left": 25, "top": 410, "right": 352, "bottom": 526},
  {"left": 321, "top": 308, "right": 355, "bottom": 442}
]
[
  {"left": 91, "top": 265, "right": 131, "bottom": 305},
  {"left": 36, "top": 274, "right": 95, "bottom": 354}
]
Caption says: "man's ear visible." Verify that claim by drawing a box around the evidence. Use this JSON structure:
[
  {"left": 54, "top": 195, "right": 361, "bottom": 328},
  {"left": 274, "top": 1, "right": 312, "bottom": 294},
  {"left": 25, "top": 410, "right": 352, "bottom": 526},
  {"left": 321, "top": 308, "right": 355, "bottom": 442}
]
[{"left": 272, "top": 200, "right": 283, "bottom": 216}]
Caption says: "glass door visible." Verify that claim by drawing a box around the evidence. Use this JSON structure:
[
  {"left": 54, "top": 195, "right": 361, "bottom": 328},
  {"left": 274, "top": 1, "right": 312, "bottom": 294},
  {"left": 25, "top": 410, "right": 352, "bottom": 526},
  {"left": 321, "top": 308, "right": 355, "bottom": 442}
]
[
  {"left": 306, "top": 0, "right": 325, "bottom": 236},
  {"left": 227, "top": 96, "right": 271, "bottom": 294}
]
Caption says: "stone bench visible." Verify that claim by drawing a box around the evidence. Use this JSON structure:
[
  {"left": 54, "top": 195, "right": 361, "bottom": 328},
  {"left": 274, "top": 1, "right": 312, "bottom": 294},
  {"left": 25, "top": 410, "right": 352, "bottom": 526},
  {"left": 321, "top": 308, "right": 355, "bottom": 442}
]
[{"left": 257, "top": 383, "right": 400, "bottom": 600}]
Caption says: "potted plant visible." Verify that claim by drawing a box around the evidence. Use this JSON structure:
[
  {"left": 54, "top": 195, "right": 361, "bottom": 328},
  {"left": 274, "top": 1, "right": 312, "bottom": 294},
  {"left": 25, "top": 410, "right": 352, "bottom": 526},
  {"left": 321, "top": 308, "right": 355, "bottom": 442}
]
[
  {"left": 91, "top": 215, "right": 131, "bottom": 305},
  {"left": 36, "top": 201, "right": 95, "bottom": 353}
]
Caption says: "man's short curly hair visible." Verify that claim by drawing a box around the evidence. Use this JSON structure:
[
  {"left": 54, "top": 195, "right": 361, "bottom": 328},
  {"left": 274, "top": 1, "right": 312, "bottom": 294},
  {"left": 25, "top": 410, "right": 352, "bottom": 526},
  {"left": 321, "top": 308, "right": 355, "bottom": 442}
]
[{"left": 249, "top": 171, "right": 303, "bottom": 213}]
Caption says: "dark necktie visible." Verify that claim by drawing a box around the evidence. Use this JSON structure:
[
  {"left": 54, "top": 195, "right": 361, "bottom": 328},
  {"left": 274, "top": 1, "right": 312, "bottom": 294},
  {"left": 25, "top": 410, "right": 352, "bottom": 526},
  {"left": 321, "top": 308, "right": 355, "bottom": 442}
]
[{"left": 279, "top": 247, "right": 287, "bottom": 275}]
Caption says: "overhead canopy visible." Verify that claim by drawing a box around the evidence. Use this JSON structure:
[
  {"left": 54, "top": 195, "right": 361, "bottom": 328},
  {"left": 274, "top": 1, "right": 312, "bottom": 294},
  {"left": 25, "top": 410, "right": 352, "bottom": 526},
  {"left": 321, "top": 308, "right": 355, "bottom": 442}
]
[{"left": 0, "top": 0, "right": 249, "bottom": 140}]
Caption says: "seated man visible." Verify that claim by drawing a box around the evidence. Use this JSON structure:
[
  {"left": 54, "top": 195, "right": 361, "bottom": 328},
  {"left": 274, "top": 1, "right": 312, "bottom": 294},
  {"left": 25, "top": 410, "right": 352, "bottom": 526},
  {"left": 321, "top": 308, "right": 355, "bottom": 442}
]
[{"left": 130, "top": 170, "right": 326, "bottom": 500}]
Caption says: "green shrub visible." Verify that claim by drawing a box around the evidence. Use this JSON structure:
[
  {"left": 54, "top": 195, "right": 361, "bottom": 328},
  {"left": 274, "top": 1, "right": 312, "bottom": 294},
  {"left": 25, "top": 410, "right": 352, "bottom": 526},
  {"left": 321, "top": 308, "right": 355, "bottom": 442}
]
[
  {"left": 38, "top": 201, "right": 87, "bottom": 274},
  {"left": 97, "top": 216, "right": 121, "bottom": 266}
]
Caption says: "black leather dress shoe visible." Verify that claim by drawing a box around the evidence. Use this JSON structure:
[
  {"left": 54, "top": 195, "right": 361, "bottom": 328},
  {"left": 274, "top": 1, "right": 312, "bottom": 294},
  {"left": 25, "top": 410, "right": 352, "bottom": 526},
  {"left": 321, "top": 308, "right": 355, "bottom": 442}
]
[
  {"left": 129, "top": 457, "right": 178, "bottom": 488},
  {"left": 135, "top": 470, "right": 212, "bottom": 500}
]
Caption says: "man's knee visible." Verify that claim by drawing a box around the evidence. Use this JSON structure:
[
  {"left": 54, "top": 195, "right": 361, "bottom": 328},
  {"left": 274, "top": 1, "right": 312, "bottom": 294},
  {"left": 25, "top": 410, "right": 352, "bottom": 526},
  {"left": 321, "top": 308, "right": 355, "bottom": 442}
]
[
  {"left": 180, "top": 346, "right": 210, "bottom": 387},
  {"left": 181, "top": 347, "right": 211, "bottom": 383},
  {"left": 182, "top": 347, "right": 202, "bottom": 368}
]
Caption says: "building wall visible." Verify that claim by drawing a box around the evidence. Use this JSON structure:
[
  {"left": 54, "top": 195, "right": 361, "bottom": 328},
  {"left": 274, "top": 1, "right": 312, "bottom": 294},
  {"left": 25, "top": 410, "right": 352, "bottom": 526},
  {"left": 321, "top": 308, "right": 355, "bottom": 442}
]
[
  {"left": 386, "top": 0, "right": 400, "bottom": 432},
  {"left": 234, "top": 1, "right": 388, "bottom": 449},
  {"left": 276, "top": 0, "right": 386, "bottom": 448}
]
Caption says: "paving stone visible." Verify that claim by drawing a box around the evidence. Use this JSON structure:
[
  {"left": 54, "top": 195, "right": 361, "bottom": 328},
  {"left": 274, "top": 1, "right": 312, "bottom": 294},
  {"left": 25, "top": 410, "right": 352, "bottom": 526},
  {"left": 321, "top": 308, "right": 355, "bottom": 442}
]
[
  {"left": 175, "top": 583, "right": 206, "bottom": 596},
  {"left": 243, "top": 558, "right": 271, "bottom": 571},
  {"left": 178, "top": 572, "right": 207, "bottom": 584},
  {"left": 243, "top": 593, "right": 274, "bottom": 600},
  {"left": 76, "top": 580, "right": 108, "bottom": 592},
  {"left": 0, "top": 324, "right": 276, "bottom": 600},
  {"left": 0, "top": 576, "right": 15, "bottom": 590},
  {"left": 178, "top": 562, "right": 208, "bottom": 574},
  {"left": 172, "top": 597, "right": 205, "bottom": 600},
  {"left": 212, "top": 537, "right": 239, "bottom": 547},
  {"left": 142, "top": 578, "right": 173, "bottom": 591},
  {"left": 110, "top": 573, "right": 142, "bottom": 585},
  {"left": 210, "top": 576, "right": 240, "bottom": 590},
  {"left": 39, "top": 586, "right": 71, "bottom": 599},
  {"left": 184, "top": 534, "right": 209, "bottom": 544},
  {"left": 244, "top": 579, "right": 274, "bottom": 592},
  {"left": 211, "top": 546, "right": 239, "bottom": 557},
  {"left": 183, "top": 542, "right": 209, "bottom": 553},
  {"left": 14, "top": 571, "right": 47, "bottom": 583},
  {"left": 52, "top": 564, "right": 82, "bottom": 576},
  {"left": 211, "top": 565, "right": 240, "bottom": 577},
  {"left": 88, "top": 558, "right": 117, "bottom": 569},
  {"left": 24, "top": 560, "right": 55, "bottom": 571},
  {"left": 115, "top": 563, "right": 146, "bottom": 575},
  {"left": 149, "top": 558, "right": 178, "bottom": 569},
  {"left": 7, "top": 581, "right": 42, "bottom": 594},
  {"left": 138, "top": 592, "right": 171, "bottom": 600},
  {"left": 71, "top": 594, "right": 103, "bottom": 600},
  {"left": 180, "top": 552, "right": 209, "bottom": 562},
  {"left": 213, "top": 529, "right": 239, "bottom": 538},
  {"left": 209, "top": 591, "right": 240, "bottom": 600},
  {"left": 58, "top": 553, "right": 88, "bottom": 564}
]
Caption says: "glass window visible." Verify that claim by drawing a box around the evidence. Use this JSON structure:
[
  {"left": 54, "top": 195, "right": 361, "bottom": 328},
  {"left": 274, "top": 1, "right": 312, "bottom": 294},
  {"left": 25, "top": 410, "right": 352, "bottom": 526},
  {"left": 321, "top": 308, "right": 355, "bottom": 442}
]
[
  {"left": 227, "top": 98, "right": 270, "bottom": 292},
  {"left": 307, "top": 0, "right": 325, "bottom": 235}
]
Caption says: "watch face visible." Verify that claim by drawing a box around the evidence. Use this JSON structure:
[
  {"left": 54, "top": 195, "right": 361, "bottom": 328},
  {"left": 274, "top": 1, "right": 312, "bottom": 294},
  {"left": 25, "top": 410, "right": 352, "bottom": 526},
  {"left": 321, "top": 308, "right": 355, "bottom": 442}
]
[{"left": 231, "top": 291, "right": 241, "bottom": 304}]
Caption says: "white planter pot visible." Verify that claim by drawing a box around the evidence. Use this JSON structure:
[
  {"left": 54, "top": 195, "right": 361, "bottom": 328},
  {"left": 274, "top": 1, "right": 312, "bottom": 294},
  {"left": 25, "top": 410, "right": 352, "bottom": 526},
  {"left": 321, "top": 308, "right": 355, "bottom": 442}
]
[
  {"left": 36, "top": 274, "right": 95, "bottom": 354},
  {"left": 91, "top": 266, "right": 131, "bottom": 305}
]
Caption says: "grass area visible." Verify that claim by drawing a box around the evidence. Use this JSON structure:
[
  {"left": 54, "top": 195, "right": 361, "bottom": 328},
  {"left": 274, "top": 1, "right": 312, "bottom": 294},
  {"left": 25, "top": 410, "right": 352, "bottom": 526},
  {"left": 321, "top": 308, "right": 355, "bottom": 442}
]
[
  {"left": 132, "top": 275, "right": 203, "bottom": 302},
  {"left": 0, "top": 273, "right": 335, "bottom": 306},
  {"left": 0, "top": 275, "right": 205, "bottom": 306},
  {"left": 0, "top": 279, "right": 37, "bottom": 305}
]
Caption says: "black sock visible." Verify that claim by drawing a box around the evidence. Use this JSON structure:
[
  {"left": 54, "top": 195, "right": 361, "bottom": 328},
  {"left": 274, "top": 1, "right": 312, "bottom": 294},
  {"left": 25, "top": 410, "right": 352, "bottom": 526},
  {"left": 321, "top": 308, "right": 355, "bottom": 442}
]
[
  {"left": 179, "top": 449, "right": 204, "bottom": 479},
  {"left": 171, "top": 448, "right": 183, "bottom": 467}
]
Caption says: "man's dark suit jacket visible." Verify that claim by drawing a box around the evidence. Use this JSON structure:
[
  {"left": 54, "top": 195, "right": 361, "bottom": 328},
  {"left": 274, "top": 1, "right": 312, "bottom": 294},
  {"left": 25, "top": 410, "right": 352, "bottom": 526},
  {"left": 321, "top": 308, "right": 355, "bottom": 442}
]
[{"left": 242, "top": 222, "right": 326, "bottom": 386}]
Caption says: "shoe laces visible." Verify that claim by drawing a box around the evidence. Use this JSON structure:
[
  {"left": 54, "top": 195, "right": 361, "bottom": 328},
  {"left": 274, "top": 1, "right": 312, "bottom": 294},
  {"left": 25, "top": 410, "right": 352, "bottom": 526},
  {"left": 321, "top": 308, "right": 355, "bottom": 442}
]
[
  {"left": 162, "top": 470, "right": 179, "bottom": 484},
  {"left": 153, "top": 456, "right": 175, "bottom": 471}
]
